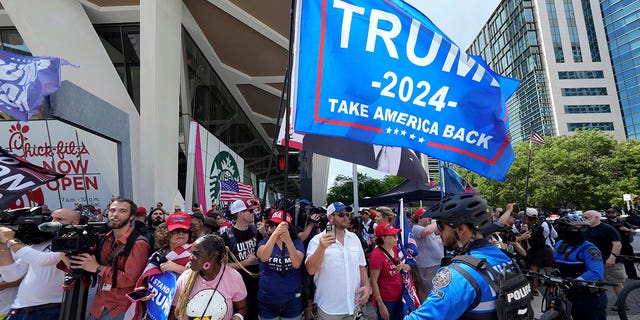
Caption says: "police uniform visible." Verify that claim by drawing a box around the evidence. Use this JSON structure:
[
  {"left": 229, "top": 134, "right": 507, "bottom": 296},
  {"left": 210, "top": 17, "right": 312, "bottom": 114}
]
[
  {"left": 404, "top": 239, "right": 511, "bottom": 320},
  {"left": 553, "top": 239, "right": 606, "bottom": 320}
]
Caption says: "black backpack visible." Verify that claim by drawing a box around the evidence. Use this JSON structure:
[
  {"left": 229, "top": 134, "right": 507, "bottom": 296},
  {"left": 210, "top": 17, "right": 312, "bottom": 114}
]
[
  {"left": 527, "top": 222, "right": 548, "bottom": 249},
  {"left": 450, "top": 255, "right": 533, "bottom": 320}
]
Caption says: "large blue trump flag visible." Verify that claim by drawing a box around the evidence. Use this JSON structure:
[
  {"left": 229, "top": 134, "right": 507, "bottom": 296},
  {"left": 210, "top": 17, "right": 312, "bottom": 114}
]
[
  {"left": 291, "top": 0, "right": 520, "bottom": 181},
  {"left": 0, "top": 49, "right": 75, "bottom": 121}
]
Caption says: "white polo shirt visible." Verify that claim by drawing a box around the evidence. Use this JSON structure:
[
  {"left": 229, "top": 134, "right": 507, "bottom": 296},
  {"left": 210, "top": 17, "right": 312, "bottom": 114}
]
[{"left": 306, "top": 229, "right": 366, "bottom": 315}]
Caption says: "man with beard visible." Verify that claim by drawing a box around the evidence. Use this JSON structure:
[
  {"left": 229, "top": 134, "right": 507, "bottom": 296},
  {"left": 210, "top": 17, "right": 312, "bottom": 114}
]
[
  {"left": 147, "top": 207, "right": 166, "bottom": 249},
  {"left": 553, "top": 215, "right": 605, "bottom": 320},
  {"left": 306, "top": 202, "right": 370, "bottom": 319},
  {"left": 405, "top": 193, "right": 515, "bottom": 320},
  {"left": 68, "top": 197, "right": 150, "bottom": 320}
]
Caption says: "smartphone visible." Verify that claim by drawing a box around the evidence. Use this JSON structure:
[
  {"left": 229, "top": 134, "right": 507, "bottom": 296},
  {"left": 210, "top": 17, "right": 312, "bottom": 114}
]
[
  {"left": 126, "top": 288, "right": 152, "bottom": 302},
  {"left": 326, "top": 223, "right": 336, "bottom": 238},
  {"left": 150, "top": 251, "right": 167, "bottom": 268}
]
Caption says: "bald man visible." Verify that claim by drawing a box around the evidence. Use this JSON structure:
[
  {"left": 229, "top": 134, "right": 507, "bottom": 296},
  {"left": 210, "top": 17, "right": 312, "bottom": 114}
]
[
  {"left": 583, "top": 210, "right": 625, "bottom": 299},
  {"left": 0, "top": 208, "right": 80, "bottom": 320}
]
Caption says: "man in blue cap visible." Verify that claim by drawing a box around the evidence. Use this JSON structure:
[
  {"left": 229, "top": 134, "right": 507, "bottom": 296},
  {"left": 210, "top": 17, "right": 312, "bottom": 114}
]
[{"left": 306, "top": 202, "right": 370, "bottom": 320}]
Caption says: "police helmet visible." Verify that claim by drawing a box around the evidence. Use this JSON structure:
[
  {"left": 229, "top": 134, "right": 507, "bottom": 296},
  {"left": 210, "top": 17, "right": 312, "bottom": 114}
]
[
  {"left": 556, "top": 215, "right": 590, "bottom": 228},
  {"left": 423, "top": 193, "right": 491, "bottom": 230}
]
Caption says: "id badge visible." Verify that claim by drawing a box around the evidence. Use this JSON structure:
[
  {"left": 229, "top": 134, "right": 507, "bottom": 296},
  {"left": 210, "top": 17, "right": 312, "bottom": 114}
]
[{"left": 102, "top": 283, "right": 112, "bottom": 292}]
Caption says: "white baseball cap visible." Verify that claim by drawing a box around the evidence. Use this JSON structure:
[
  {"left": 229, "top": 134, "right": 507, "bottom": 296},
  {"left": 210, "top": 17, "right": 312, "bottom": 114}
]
[{"left": 229, "top": 199, "right": 248, "bottom": 214}]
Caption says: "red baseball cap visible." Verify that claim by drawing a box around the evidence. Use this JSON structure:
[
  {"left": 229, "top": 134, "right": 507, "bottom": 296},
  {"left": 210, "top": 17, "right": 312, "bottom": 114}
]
[
  {"left": 136, "top": 207, "right": 147, "bottom": 216},
  {"left": 375, "top": 223, "right": 401, "bottom": 237},
  {"left": 267, "top": 210, "right": 292, "bottom": 224},
  {"left": 414, "top": 208, "right": 426, "bottom": 220},
  {"left": 166, "top": 212, "right": 192, "bottom": 231}
]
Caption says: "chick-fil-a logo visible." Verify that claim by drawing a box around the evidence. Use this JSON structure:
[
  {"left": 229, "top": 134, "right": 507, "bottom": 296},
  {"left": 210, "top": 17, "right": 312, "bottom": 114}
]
[{"left": 7, "top": 123, "right": 90, "bottom": 159}]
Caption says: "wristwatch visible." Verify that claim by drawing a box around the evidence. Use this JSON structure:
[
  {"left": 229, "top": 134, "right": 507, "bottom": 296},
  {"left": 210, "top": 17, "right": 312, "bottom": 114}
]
[
  {"left": 6, "top": 239, "right": 21, "bottom": 249},
  {"left": 96, "top": 265, "right": 104, "bottom": 275}
]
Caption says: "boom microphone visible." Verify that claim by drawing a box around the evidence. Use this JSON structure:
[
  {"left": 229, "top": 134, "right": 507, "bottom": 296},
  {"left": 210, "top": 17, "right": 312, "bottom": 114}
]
[{"left": 38, "top": 221, "right": 64, "bottom": 232}]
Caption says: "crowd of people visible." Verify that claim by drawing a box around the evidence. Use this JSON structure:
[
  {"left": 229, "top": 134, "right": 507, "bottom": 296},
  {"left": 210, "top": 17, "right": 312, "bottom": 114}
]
[{"left": 0, "top": 193, "right": 638, "bottom": 320}]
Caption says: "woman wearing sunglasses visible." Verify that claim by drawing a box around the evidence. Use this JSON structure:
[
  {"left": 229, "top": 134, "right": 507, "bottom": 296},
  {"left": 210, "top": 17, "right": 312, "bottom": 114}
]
[
  {"left": 369, "top": 223, "right": 411, "bottom": 320},
  {"left": 125, "top": 212, "right": 200, "bottom": 319},
  {"left": 256, "top": 210, "right": 305, "bottom": 320}
]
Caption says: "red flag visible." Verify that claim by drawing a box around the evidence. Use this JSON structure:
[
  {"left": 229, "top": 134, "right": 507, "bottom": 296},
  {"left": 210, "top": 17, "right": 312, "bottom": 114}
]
[
  {"left": 527, "top": 131, "right": 545, "bottom": 145},
  {"left": 219, "top": 180, "right": 254, "bottom": 202}
]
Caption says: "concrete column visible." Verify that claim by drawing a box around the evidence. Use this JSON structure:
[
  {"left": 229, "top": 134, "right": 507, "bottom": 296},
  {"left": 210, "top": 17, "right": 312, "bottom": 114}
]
[{"left": 139, "top": 0, "right": 182, "bottom": 208}]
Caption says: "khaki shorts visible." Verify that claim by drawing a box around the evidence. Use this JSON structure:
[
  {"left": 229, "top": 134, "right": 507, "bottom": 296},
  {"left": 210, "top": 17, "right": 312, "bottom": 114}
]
[
  {"left": 603, "top": 262, "right": 627, "bottom": 284},
  {"left": 411, "top": 265, "right": 440, "bottom": 293}
]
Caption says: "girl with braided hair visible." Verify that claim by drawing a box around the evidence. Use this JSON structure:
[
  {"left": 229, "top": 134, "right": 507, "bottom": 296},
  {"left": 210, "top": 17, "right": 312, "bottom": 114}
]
[{"left": 171, "top": 234, "right": 248, "bottom": 320}]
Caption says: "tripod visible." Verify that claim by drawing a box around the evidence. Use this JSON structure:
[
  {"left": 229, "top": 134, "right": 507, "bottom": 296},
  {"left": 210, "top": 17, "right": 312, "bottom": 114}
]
[{"left": 59, "top": 269, "right": 94, "bottom": 320}]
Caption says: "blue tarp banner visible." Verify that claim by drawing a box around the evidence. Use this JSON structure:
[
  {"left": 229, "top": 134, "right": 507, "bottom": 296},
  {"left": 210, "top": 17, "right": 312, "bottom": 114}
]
[
  {"left": 146, "top": 272, "right": 177, "bottom": 320},
  {"left": 291, "top": 0, "right": 520, "bottom": 181}
]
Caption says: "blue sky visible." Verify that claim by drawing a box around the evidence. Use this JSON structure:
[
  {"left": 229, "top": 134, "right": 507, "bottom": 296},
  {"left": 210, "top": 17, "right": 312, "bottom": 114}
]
[{"left": 326, "top": 0, "right": 501, "bottom": 189}]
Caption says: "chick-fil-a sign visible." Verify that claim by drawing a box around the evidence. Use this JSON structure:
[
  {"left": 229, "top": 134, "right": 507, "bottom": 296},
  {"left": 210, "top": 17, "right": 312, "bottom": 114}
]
[{"left": 1, "top": 121, "right": 117, "bottom": 210}]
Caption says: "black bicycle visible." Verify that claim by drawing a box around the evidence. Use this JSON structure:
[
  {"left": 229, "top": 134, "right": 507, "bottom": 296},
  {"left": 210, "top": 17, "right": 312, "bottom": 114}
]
[
  {"left": 524, "top": 271, "right": 614, "bottom": 320},
  {"left": 615, "top": 254, "right": 640, "bottom": 320}
]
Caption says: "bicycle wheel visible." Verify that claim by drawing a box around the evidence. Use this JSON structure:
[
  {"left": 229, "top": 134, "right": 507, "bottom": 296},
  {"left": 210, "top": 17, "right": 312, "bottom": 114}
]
[{"left": 617, "top": 280, "right": 640, "bottom": 320}]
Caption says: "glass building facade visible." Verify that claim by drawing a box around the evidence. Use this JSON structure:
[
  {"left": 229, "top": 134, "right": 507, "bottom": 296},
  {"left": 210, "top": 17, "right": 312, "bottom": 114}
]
[
  {"left": 470, "top": 0, "right": 626, "bottom": 142},
  {"left": 469, "top": 0, "right": 554, "bottom": 142},
  {"left": 600, "top": 0, "right": 640, "bottom": 139}
]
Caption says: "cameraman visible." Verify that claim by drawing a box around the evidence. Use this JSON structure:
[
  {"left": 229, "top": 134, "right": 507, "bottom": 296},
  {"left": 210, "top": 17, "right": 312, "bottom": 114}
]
[
  {"left": 0, "top": 208, "right": 81, "bottom": 320},
  {"left": 64, "top": 197, "right": 150, "bottom": 320}
]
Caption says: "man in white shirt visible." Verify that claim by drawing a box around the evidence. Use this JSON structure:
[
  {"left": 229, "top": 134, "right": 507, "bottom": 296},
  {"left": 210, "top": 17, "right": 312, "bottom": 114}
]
[
  {"left": 306, "top": 202, "right": 370, "bottom": 320},
  {"left": 0, "top": 208, "right": 80, "bottom": 320}
]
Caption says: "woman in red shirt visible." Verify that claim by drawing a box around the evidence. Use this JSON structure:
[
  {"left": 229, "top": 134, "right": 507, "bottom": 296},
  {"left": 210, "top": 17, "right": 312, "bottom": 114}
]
[{"left": 369, "top": 223, "right": 411, "bottom": 320}]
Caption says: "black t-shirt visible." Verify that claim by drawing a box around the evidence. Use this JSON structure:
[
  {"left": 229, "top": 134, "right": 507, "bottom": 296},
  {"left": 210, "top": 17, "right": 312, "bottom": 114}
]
[
  {"left": 585, "top": 223, "right": 620, "bottom": 259},
  {"left": 603, "top": 219, "right": 633, "bottom": 244},
  {"left": 222, "top": 226, "right": 262, "bottom": 275}
]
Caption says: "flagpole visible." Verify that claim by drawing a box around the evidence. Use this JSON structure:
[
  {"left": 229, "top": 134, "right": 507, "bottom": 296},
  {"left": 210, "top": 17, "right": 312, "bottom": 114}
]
[
  {"left": 263, "top": 0, "right": 297, "bottom": 208},
  {"left": 352, "top": 163, "right": 359, "bottom": 214},
  {"left": 438, "top": 161, "right": 446, "bottom": 199},
  {"left": 523, "top": 125, "right": 534, "bottom": 222}
]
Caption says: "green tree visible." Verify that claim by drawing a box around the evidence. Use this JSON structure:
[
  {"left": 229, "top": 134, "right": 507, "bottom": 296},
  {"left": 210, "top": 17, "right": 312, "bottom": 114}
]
[
  {"left": 326, "top": 173, "right": 405, "bottom": 205},
  {"left": 461, "top": 130, "right": 634, "bottom": 210}
]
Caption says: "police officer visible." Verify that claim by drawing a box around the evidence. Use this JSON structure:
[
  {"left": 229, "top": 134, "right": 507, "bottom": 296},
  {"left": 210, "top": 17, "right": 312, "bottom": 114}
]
[
  {"left": 553, "top": 215, "right": 605, "bottom": 320},
  {"left": 404, "top": 193, "right": 513, "bottom": 320}
]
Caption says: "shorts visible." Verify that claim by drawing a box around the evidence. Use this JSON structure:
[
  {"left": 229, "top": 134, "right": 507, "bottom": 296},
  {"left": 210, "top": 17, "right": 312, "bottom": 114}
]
[
  {"left": 526, "top": 246, "right": 554, "bottom": 268},
  {"left": 258, "top": 296, "right": 302, "bottom": 320},
  {"left": 411, "top": 265, "right": 439, "bottom": 293},
  {"left": 603, "top": 263, "right": 627, "bottom": 284}
]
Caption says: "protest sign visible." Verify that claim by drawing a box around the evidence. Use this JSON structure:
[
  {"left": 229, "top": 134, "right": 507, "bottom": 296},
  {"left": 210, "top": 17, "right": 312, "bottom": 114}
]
[{"left": 146, "top": 272, "right": 177, "bottom": 320}]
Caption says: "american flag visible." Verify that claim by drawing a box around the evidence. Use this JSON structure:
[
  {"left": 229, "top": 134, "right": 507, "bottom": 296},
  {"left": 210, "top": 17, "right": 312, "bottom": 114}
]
[
  {"left": 219, "top": 180, "right": 254, "bottom": 202},
  {"left": 527, "top": 130, "right": 545, "bottom": 145}
]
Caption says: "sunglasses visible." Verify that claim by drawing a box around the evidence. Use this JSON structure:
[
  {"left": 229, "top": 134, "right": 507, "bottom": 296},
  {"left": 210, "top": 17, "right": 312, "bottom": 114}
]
[
  {"left": 436, "top": 221, "right": 451, "bottom": 232},
  {"left": 333, "top": 212, "right": 351, "bottom": 218},
  {"left": 266, "top": 223, "right": 278, "bottom": 229},
  {"left": 170, "top": 228, "right": 189, "bottom": 235}
]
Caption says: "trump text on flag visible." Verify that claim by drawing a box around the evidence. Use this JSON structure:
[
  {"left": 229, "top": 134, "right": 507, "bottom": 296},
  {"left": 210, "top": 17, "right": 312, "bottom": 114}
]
[{"left": 291, "top": 0, "right": 520, "bottom": 181}]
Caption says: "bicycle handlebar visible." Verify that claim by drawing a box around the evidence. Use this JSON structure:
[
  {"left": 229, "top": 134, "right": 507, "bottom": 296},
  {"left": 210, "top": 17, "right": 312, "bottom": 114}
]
[
  {"left": 613, "top": 253, "right": 640, "bottom": 262},
  {"left": 523, "top": 270, "right": 617, "bottom": 289}
]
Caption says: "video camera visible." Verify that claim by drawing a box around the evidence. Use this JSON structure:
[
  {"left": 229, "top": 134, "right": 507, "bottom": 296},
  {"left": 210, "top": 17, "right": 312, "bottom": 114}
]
[
  {"left": 38, "top": 221, "right": 109, "bottom": 255},
  {"left": 0, "top": 207, "right": 53, "bottom": 244},
  {"left": 498, "top": 225, "right": 518, "bottom": 243}
]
